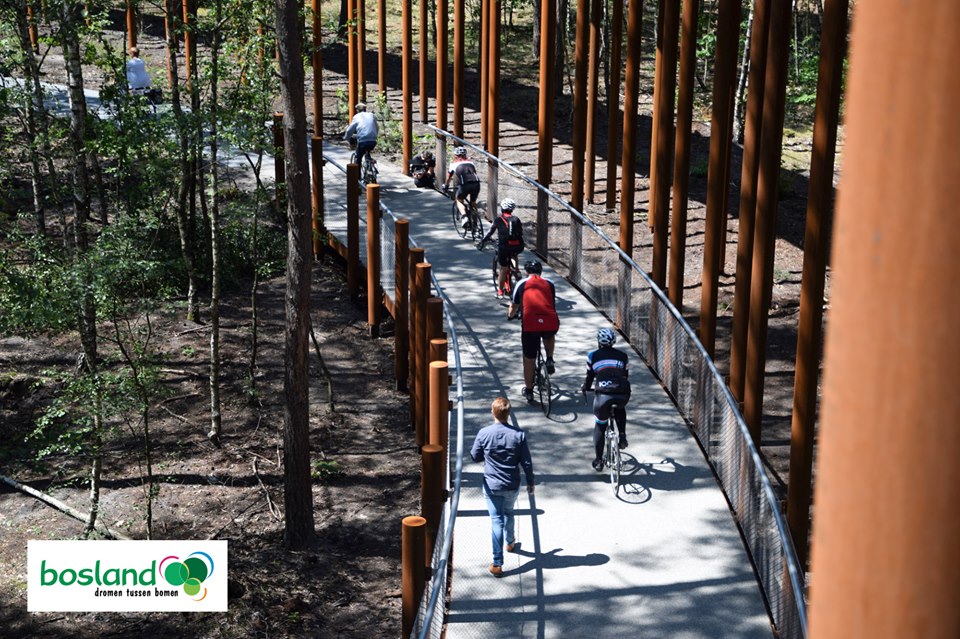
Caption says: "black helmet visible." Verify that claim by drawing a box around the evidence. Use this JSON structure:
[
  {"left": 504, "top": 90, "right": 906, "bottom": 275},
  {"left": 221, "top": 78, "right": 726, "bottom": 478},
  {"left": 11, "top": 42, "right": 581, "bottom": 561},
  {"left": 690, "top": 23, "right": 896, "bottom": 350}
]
[{"left": 524, "top": 260, "right": 542, "bottom": 275}]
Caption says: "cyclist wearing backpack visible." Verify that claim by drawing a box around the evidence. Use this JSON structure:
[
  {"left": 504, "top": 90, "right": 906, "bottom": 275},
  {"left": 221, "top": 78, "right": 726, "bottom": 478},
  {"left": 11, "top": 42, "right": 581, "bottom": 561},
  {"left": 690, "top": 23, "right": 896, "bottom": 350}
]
[
  {"left": 508, "top": 260, "right": 558, "bottom": 403},
  {"left": 443, "top": 146, "right": 481, "bottom": 223},
  {"left": 479, "top": 199, "right": 525, "bottom": 298},
  {"left": 581, "top": 327, "right": 631, "bottom": 471}
]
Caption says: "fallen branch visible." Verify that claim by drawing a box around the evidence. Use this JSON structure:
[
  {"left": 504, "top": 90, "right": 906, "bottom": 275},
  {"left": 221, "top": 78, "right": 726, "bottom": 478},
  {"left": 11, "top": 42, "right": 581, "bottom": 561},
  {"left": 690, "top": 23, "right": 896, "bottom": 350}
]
[
  {"left": 158, "top": 391, "right": 202, "bottom": 406},
  {"left": 253, "top": 458, "right": 282, "bottom": 521},
  {"left": 0, "top": 473, "right": 132, "bottom": 540}
]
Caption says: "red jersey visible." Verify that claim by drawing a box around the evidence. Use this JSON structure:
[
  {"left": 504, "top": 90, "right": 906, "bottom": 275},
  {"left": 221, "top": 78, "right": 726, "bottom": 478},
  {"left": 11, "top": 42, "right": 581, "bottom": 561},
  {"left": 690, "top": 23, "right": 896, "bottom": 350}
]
[{"left": 513, "top": 275, "right": 559, "bottom": 332}]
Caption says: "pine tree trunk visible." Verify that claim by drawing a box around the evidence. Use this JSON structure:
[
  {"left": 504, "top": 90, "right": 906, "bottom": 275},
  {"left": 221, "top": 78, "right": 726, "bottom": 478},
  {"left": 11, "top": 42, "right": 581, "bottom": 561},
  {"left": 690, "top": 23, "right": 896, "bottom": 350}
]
[{"left": 208, "top": 0, "right": 223, "bottom": 445}]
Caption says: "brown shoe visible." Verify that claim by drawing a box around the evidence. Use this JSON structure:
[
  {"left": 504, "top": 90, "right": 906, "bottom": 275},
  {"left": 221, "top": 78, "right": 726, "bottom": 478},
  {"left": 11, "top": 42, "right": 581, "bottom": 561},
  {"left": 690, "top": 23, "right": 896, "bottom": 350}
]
[
  {"left": 506, "top": 542, "right": 518, "bottom": 553},
  {"left": 488, "top": 564, "right": 503, "bottom": 577}
]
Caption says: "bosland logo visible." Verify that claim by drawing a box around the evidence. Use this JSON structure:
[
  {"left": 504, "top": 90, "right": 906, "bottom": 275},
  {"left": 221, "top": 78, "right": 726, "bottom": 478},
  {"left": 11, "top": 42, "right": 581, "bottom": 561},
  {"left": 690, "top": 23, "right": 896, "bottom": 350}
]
[
  {"left": 28, "top": 540, "right": 228, "bottom": 612},
  {"left": 159, "top": 552, "right": 215, "bottom": 601}
]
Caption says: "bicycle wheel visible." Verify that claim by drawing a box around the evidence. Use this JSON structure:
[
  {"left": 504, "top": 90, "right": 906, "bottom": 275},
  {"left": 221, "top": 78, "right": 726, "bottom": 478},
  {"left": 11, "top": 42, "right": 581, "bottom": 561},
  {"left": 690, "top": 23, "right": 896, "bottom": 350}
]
[
  {"left": 452, "top": 200, "right": 468, "bottom": 239},
  {"left": 606, "top": 427, "right": 621, "bottom": 495},
  {"left": 470, "top": 208, "right": 485, "bottom": 242},
  {"left": 491, "top": 255, "right": 500, "bottom": 295},
  {"left": 367, "top": 158, "right": 378, "bottom": 184},
  {"left": 537, "top": 354, "right": 552, "bottom": 417}
]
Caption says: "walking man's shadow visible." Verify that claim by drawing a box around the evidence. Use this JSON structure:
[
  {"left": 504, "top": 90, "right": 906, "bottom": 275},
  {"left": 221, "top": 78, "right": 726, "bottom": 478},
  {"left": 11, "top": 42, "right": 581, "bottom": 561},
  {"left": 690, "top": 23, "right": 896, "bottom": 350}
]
[{"left": 501, "top": 545, "right": 608, "bottom": 577}]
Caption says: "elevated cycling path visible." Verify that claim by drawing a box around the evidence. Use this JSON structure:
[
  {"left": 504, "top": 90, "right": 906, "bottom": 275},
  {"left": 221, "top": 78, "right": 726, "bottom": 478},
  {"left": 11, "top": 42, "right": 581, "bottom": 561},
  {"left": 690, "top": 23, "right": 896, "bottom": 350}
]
[{"left": 318, "top": 142, "right": 773, "bottom": 638}]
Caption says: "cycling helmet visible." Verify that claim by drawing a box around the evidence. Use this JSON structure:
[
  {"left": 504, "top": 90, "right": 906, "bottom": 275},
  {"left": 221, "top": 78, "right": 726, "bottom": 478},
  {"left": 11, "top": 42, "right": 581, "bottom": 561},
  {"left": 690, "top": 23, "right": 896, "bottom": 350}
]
[
  {"left": 500, "top": 198, "right": 516, "bottom": 212},
  {"left": 597, "top": 328, "right": 616, "bottom": 347},
  {"left": 524, "top": 260, "right": 542, "bottom": 275},
  {"left": 355, "top": 102, "right": 367, "bottom": 112},
  {"left": 453, "top": 146, "right": 467, "bottom": 157}
]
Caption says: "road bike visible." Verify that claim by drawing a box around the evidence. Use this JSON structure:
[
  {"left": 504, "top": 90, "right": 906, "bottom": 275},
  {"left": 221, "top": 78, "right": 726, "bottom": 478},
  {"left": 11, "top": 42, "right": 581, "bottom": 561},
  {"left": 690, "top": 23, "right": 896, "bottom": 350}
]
[
  {"left": 533, "top": 342, "right": 552, "bottom": 417},
  {"left": 583, "top": 388, "right": 625, "bottom": 496},
  {"left": 490, "top": 250, "right": 521, "bottom": 300},
  {"left": 350, "top": 149, "right": 379, "bottom": 185},
  {"left": 451, "top": 194, "right": 484, "bottom": 242}
]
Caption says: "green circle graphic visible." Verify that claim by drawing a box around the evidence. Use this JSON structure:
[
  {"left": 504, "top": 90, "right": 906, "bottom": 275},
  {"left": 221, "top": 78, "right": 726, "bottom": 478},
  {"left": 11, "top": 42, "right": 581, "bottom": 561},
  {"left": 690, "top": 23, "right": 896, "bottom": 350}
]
[
  {"left": 164, "top": 561, "right": 188, "bottom": 586},
  {"left": 184, "top": 577, "right": 202, "bottom": 596},
  {"left": 183, "top": 556, "right": 209, "bottom": 583}
]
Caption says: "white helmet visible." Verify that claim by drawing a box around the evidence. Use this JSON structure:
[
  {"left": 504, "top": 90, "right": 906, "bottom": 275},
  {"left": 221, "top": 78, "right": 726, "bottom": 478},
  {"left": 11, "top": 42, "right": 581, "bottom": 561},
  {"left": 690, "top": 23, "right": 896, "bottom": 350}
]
[
  {"left": 500, "top": 198, "right": 516, "bottom": 212},
  {"left": 597, "top": 328, "right": 616, "bottom": 347},
  {"left": 453, "top": 146, "right": 467, "bottom": 157}
]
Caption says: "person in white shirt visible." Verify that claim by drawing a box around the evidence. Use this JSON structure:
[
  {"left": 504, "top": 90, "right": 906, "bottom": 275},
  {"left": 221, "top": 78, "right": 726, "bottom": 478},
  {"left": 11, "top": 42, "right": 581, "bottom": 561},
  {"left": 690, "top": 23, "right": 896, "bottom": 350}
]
[
  {"left": 126, "top": 47, "right": 161, "bottom": 103},
  {"left": 343, "top": 103, "right": 379, "bottom": 168}
]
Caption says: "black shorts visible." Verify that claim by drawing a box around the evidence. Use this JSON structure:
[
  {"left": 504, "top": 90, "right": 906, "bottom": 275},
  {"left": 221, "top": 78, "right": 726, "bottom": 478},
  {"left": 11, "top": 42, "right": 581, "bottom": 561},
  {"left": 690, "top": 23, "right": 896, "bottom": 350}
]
[
  {"left": 497, "top": 246, "right": 522, "bottom": 267},
  {"left": 594, "top": 392, "right": 630, "bottom": 421},
  {"left": 455, "top": 180, "right": 480, "bottom": 202},
  {"left": 521, "top": 330, "right": 557, "bottom": 360}
]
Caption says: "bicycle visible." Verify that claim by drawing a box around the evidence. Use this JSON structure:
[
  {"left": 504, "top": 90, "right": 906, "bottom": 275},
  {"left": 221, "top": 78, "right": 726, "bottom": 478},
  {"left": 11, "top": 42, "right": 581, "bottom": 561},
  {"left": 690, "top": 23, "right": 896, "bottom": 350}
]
[
  {"left": 490, "top": 250, "right": 521, "bottom": 299},
  {"left": 450, "top": 193, "right": 484, "bottom": 242},
  {"left": 533, "top": 343, "right": 552, "bottom": 417},
  {"left": 582, "top": 388, "right": 624, "bottom": 496},
  {"left": 350, "top": 149, "right": 379, "bottom": 185}
]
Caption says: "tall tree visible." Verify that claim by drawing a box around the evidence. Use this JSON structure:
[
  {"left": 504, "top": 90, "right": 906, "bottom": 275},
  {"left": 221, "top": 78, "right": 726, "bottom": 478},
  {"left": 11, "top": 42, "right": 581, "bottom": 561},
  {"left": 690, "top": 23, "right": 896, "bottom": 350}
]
[{"left": 276, "top": 0, "right": 316, "bottom": 549}]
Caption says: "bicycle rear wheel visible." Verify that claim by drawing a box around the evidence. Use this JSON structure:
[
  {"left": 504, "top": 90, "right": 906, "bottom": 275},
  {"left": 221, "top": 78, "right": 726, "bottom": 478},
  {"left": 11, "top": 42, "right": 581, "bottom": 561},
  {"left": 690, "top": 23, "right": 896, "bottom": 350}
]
[
  {"left": 365, "top": 158, "right": 378, "bottom": 184},
  {"left": 491, "top": 255, "right": 500, "bottom": 295},
  {"left": 606, "top": 428, "right": 621, "bottom": 495},
  {"left": 452, "top": 201, "right": 468, "bottom": 239},
  {"left": 537, "top": 354, "right": 552, "bottom": 417},
  {"left": 470, "top": 208, "right": 485, "bottom": 242}
]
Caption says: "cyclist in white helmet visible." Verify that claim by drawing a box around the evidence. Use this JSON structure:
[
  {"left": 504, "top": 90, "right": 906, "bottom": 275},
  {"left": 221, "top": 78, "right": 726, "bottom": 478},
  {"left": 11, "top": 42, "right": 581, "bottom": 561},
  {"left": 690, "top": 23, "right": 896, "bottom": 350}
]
[
  {"left": 581, "top": 327, "right": 631, "bottom": 471},
  {"left": 479, "top": 198, "right": 524, "bottom": 298},
  {"left": 443, "top": 146, "right": 481, "bottom": 222}
]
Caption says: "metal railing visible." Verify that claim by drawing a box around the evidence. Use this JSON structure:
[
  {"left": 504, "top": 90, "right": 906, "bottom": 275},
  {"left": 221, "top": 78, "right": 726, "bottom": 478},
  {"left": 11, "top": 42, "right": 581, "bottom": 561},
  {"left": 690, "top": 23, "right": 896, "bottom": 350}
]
[{"left": 421, "top": 125, "right": 808, "bottom": 639}]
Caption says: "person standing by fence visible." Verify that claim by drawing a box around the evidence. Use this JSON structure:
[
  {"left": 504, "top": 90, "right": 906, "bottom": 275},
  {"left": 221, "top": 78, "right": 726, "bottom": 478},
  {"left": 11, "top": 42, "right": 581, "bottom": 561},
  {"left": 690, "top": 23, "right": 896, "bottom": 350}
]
[{"left": 470, "top": 397, "right": 535, "bottom": 577}]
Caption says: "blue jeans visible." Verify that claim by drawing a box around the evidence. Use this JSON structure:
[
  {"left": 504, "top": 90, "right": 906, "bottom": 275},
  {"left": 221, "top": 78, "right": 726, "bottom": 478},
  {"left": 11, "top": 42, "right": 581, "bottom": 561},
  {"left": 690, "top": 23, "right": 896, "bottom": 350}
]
[{"left": 483, "top": 485, "right": 519, "bottom": 566}]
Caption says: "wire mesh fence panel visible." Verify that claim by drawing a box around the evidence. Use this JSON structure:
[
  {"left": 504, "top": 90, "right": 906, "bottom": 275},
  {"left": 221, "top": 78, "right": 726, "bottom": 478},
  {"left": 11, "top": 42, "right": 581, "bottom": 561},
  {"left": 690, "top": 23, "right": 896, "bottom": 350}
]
[{"left": 381, "top": 209, "right": 397, "bottom": 307}]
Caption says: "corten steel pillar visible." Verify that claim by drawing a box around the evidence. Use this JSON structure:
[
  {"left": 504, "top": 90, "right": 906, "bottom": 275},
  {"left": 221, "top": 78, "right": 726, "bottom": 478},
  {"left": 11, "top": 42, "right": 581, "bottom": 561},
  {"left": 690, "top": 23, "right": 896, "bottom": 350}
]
[
  {"left": 163, "top": 0, "right": 175, "bottom": 91},
  {"left": 786, "top": 0, "right": 847, "bottom": 570},
  {"left": 419, "top": 0, "right": 428, "bottom": 122},
  {"left": 729, "top": 0, "right": 771, "bottom": 402},
  {"left": 408, "top": 248, "right": 425, "bottom": 423},
  {"left": 346, "top": 163, "right": 361, "bottom": 299},
  {"left": 400, "top": 516, "right": 426, "bottom": 638},
  {"left": 182, "top": 0, "right": 195, "bottom": 87},
  {"left": 395, "top": 220, "right": 411, "bottom": 390},
  {"left": 413, "top": 263, "right": 432, "bottom": 446},
  {"left": 366, "top": 184, "right": 382, "bottom": 337},
  {"left": 401, "top": 0, "right": 413, "bottom": 172},
  {"left": 648, "top": 0, "right": 664, "bottom": 230},
  {"left": 536, "top": 0, "right": 556, "bottom": 256},
  {"left": 584, "top": 0, "right": 601, "bottom": 203},
  {"left": 126, "top": 0, "right": 137, "bottom": 49},
  {"left": 428, "top": 361, "right": 449, "bottom": 453},
  {"left": 312, "top": 0, "right": 323, "bottom": 135},
  {"left": 420, "top": 444, "right": 444, "bottom": 575},
  {"left": 650, "top": 0, "right": 680, "bottom": 290},
  {"left": 311, "top": 0, "right": 324, "bottom": 258},
  {"left": 604, "top": 0, "right": 623, "bottom": 209},
  {"left": 436, "top": 0, "right": 448, "bottom": 131},
  {"left": 273, "top": 112, "right": 286, "bottom": 186},
  {"left": 311, "top": 137, "right": 324, "bottom": 257},
  {"left": 378, "top": 0, "right": 387, "bottom": 96},
  {"left": 486, "top": 0, "right": 501, "bottom": 156},
  {"left": 480, "top": 0, "right": 488, "bottom": 146},
  {"left": 27, "top": 4, "right": 39, "bottom": 54},
  {"left": 619, "top": 0, "right": 644, "bottom": 257},
  {"left": 358, "top": 0, "right": 367, "bottom": 102},
  {"left": 808, "top": 4, "right": 960, "bottom": 635},
  {"left": 742, "top": 0, "right": 791, "bottom": 443},
  {"left": 453, "top": 0, "right": 465, "bottom": 137},
  {"left": 570, "top": 0, "right": 589, "bottom": 213},
  {"left": 347, "top": 0, "right": 358, "bottom": 118},
  {"left": 668, "top": 0, "right": 700, "bottom": 311},
  {"left": 697, "top": 0, "right": 740, "bottom": 357}
]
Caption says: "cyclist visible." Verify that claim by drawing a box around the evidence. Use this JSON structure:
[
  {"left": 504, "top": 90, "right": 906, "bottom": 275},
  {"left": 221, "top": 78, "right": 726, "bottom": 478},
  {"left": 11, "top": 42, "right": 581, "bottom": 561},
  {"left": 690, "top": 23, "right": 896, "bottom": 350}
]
[
  {"left": 443, "top": 146, "right": 481, "bottom": 226},
  {"left": 478, "top": 198, "right": 525, "bottom": 298},
  {"left": 581, "top": 328, "right": 631, "bottom": 472},
  {"left": 507, "top": 260, "right": 558, "bottom": 402},
  {"left": 343, "top": 102, "right": 379, "bottom": 170},
  {"left": 126, "top": 46, "right": 162, "bottom": 104}
]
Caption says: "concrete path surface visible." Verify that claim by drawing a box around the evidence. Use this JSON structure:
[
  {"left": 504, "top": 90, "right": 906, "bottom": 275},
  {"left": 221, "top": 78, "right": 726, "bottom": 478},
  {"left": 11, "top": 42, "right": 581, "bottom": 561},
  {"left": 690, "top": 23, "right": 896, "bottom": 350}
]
[{"left": 318, "top": 142, "right": 773, "bottom": 639}]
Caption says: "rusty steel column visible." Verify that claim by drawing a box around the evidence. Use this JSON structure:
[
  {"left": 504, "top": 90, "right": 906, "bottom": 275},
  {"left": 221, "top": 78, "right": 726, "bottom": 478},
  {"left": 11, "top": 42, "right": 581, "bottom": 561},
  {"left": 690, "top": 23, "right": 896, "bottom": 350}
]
[
  {"left": 407, "top": 248, "right": 425, "bottom": 424},
  {"left": 366, "top": 184, "right": 382, "bottom": 337},
  {"left": 697, "top": 0, "right": 740, "bottom": 357},
  {"left": 604, "top": 0, "right": 623, "bottom": 209},
  {"left": 584, "top": 0, "right": 601, "bottom": 203},
  {"left": 536, "top": 0, "right": 556, "bottom": 256},
  {"left": 436, "top": 0, "right": 448, "bottom": 131},
  {"left": 395, "top": 220, "right": 411, "bottom": 391},
  {"left": 163, "top": 0, "right": 175, "bottom": 90},
  {"left": 27, "top": 3, "right": 39, "bottom": 54},
  {"left": 311, "top": 0, "right": 324, "bottom": 258},
  {"left": 453, "top": 0, "right": 465, "bottom": 137},
  {"left": 346, "top": 163, "right": 361, "bottom": 299},
  {"left": 400, "top": 516, "right": 426, "bottom": 638},
  {"left": 668, "top": 0, "right": 699, "bottom": 311},
  {"left": 648, "top": 0, "right": 664, "bottom": 230},
  {"left": 413, "top": 263, "right": 432, "bottom": 446},
  {"left": 428, "top": 361, "right": 449, "bottom": 452},
  {"left": 420, "top": 445, "right": 443, "bottom": 574},
  {"left": 401, "top": 0, "right": 413, "bottom": 172},
  {"left": 487, "top": 0, "right": 500, "bottom": 157},
  {"left": 182, "top": 0, "right": 196, "bottom": 88},
  {"left": 419, "top": 0, "right": 428, "bottom": 122},
  {"left": 312, "top": 0, "right": 323, "bottom": 136},
  {"left": 273, "top": 112, "right": 286, "bottom": 186},
  {"left": 808, "top": 2, "right": 960, "bottom": 635},
  {"left": 126, "top": 0, "right": 137, "bottom": 49},
  {"left": 742, "top": 0, "right": 791, "bottom": 443},
  {"left": 358, "top": 0, "right": 367, "bottom": 102},
  {"left": 480, "top": 0, "right": 488, "bottom": 146},
  {"left": 570, "top": 0, "right": 589, "bottom": 213},
  {"left": 729, "top": 0, "right": 771, "bottom": 401},
  {"left": 650, "top": 0, "right": 679, "bottom": 290},
  {"left": 787, "top": 0, "right": 847, "bottom": 570},
  {"left": 378, "top": 0, "right": 387, "bottom": 95},
  {"left": 347, "top": 0, "right": 357, "bottom": 118},
  {"left": 619, "top": 0, "right": 644, "bottom": 257},
  {"left": 311, "top": 137, "right": 324, "bottom": 257}
]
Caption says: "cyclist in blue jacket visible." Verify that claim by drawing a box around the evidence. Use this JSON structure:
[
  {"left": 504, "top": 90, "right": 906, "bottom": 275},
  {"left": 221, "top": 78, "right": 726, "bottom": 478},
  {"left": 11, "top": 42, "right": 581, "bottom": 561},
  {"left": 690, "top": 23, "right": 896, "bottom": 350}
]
[{"left": 582, "top": 328, "right": 631, "bottom": 472}]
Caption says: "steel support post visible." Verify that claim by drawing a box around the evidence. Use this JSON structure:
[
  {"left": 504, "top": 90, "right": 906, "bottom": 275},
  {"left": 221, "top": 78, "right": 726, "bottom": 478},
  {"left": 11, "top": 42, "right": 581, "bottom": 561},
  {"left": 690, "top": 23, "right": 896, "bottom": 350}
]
[
  {"left": 358, "top": 0, "right": 367, "bottom": 102},
  {"left": 379, "top": 0, "right": 387, "bottom": 95},
  {"left": 401, "top": 0, "right": 413, "bottom": 172},
  {"left": 480, "top": 0, "right": 488, "bottom": 146},
  {"left": 346, "top": 163, "right": 361, "bottom": 299},
  {"left": 809, "top": 6, "right": 960, "bottom": 637},
  {"left": 413, "top": 263, "right": 432, "bottom": 446},
  {"left": 419, "top": 0, "right": 427, "bottom": 122},
  {"left": 436, "top": 0, "right": 448, "bottom": 131},
  {"left": 787, "top": 0, "right": 847, "bottom": 570},
  {"left": 570, "top": 0, "right": 589, "bottom": 213},
  {"left": 453, "top": 0, "right": 465, "bottom": 136},
  {"left": 408, "top": 248, "right": 425, "bottom": 423},
  {"left": 649, "top": 0, "right": 664, "bottom": 230},
  {"left": 584, "top": 0, "right": 602, "bottom": 203},
  {"left": 182, "top": 0, "right": 194, "bottom": 87},
  {"left": 420, "top": 445, "right": 443, "bottom": 574},
  {"left": 312, "top": 0, "right": 323, "bottom": 137},
  {"left": 486, "top": 0, "right": 500, "bottom": 158},
  {"left": 311, "top": 137, "right": 324, "bottom": 257},
  {"left": 27, "top": 4, "right": 39, "bottom": 53},
  {"left": 619, "top": 0, "right": 644, "bottom": 258},
  {"left": 604, "top": 0, "right": 623, "bottom": 209},
  {"left": 366, "top": 184, "right": 382, "bottom": 337},
  {"left": 395, "top": 220, "right": 411, "bottom": 391},
  {"left": 126, "top": 0, "right": 137, "bottom": 49},
  {"left": 729, "top": 0, "right": 770, "bottom": 401},
  {"left": 697, "top": 0, "right": 740, "bottom": 357},
  {"left": 428, "top": 362, "right": 449, "bottom": 453},
  {"left": 742, "top": 0, "right": 791, "bottom": 443},
  {"left": 347, "top": 0, "right": 357, "bottom": 117},
  {"left": 400, "top": 516, "right": 426, "bottom": 638},
  {"left": 651, "top": 0, "right": 679, "bottom": 290},
  {"left": 668, "top": 0, "right": 700, "bottom": 311},
  {"left": 536, "top": 0, "right": 556, "bottom": 256}
]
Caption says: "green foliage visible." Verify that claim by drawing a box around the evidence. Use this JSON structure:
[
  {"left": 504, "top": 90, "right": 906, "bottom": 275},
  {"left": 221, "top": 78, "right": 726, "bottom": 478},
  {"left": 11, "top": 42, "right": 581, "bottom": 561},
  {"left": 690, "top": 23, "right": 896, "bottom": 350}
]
[
  {"left": 0, "top": 233, "right": 75, "bottom": 335},
  {"left": 372, "top": 92, "right": 402, "bottom": 154},
  {"left": 312, "top": 459, "right": 344, "bottom": 481}
]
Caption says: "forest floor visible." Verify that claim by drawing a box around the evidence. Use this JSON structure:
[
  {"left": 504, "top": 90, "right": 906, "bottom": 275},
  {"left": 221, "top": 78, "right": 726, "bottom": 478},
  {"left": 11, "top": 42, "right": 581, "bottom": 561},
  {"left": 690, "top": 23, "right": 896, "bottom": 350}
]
[{"left": 1, "top": 6, "right": 833, "bottom": 638}]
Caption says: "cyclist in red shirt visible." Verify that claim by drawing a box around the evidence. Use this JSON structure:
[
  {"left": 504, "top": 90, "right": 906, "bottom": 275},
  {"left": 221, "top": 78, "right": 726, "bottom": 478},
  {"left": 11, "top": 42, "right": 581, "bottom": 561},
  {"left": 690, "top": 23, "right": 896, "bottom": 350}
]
[{"left": 507, "top": 260, "right": 558, "bottom": 402}]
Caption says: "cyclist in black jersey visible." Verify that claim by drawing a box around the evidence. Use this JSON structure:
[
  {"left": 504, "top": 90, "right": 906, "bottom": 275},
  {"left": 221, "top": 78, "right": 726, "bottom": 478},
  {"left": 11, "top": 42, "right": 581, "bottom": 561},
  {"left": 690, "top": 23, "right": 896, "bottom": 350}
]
[
  {"left": 443, "top": 146, "right": 481, "bottom": 223},
  {"left": 478, "top": 199, "right": 524, "bottom": 298},
  {"left": 581, "top": 328, "right": 631, "bottom": 472}
]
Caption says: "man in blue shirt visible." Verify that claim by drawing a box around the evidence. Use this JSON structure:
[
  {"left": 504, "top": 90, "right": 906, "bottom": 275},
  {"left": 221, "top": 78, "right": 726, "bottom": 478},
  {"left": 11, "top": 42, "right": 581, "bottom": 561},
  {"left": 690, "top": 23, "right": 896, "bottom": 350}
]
[{"left": 470, "top": 397, "right": 535, "bottom": 577}]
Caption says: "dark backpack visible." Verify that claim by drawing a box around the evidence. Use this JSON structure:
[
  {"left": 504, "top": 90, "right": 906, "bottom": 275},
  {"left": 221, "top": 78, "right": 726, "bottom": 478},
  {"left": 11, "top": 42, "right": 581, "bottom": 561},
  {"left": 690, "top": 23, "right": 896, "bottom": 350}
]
[{"left": 503, "top": 214, "right": 523, "bottom": 247}]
